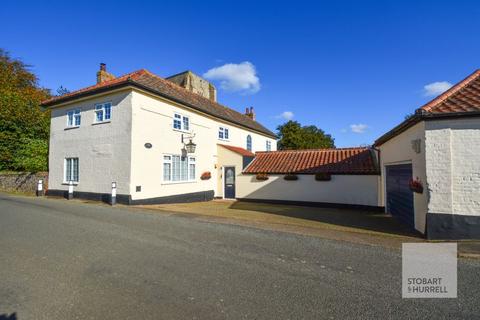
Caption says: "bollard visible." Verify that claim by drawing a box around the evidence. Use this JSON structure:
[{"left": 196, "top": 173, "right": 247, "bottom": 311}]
[
  {"left": 36, "top": 179, "right": 44, "bottom": 197},
  {"left": 67, "top": 180, "right": 74, "bottom": 200},
  {"left": 111, "top": 182, "right": 117, "bottom": 205}
]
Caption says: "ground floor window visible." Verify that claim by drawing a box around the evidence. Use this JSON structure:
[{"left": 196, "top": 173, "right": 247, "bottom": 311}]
[
  {"left": 163, "top": 155, "right": 196, "bottom": 182},
  {"left": 65, "top": 157, "right": 79, "bottom": 182}
]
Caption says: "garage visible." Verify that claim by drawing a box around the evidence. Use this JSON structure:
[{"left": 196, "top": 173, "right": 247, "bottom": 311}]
[{"left": 385, "top": 164, "right": 414, "bottom": 228}]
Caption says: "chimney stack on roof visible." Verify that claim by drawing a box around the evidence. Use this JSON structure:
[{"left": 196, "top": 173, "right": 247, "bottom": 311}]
[
  {"left": 96, "top": 63, "right": 116, "bottom": 84},
  {"left": 245, "top": 106, "right": 256, "bottom": 121}
]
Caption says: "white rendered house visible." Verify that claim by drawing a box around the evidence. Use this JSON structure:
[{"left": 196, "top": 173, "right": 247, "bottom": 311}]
[{"left": 42, "top": 64, "right": 277, "bottom": 204}]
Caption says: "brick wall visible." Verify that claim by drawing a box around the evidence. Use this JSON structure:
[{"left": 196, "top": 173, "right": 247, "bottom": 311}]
[
  {"left": 425, "top": 118, "right": 480, "bottom": 216},
  {"left": 0, "top": 172, "right": 48, "bottom": 194}
]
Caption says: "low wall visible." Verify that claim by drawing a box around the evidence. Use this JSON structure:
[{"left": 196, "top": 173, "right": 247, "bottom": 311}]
[{"left": 0, "top": 172, "right": 48, "bottom": 194}]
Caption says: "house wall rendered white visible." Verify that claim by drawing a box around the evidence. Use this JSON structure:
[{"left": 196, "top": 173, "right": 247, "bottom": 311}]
[
  {"left": 48, "top": 90, "right": 134, "bottom": 195},
  {"left": 235, "top": 174, "right": 379, "bottom": 207},
  {"left": 425, "top": 117, "right": 480, "bottom": 216},
  {"left": 129, "top": 89, "right": 276, "bottom": 200},
  {"left": 378, "top": 121, "right": 428, "bottom": 233}
]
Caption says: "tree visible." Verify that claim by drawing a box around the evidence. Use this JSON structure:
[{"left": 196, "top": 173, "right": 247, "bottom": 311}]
[
  {"left": 0, "top": 49, "right": 51, "bottom": 172},
  {"left": 276, "top": 120, "right": 335, "bottom": 150}
]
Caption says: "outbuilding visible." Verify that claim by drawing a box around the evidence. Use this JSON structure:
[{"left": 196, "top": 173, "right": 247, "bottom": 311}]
[{"left": 375, "top": 70, "right": 480, "bottom": 239}]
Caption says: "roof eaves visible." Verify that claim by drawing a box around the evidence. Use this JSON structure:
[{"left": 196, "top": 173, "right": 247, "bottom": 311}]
[{"left": 129, "top": 80, "right": 277, "bottom": 138}]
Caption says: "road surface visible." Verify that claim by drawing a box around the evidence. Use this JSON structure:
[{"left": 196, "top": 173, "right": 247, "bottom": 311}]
[{"left": 0, "top": 193, "right": 479, "bottom": 319}]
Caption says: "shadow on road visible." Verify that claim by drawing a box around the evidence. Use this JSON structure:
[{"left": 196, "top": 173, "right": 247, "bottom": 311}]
[{"left": 230, "top": 200, "right": 422, "bottom": 238}]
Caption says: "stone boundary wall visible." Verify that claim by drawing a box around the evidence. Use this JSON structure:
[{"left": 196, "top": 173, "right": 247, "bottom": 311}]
[{"left": 0, "top": 172, "right": 48, "bottom": 194}]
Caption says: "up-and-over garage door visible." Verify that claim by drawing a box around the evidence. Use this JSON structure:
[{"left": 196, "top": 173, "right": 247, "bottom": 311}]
[{"left": 386, "top": 164, "right": 414, "bottom": 227}]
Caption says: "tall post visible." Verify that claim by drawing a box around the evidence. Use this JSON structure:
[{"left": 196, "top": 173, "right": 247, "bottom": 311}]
[
  {"left": 111, "top": 182, "right": 117, "bottom": 205},
  {"left": 36, "top": 179, "right": 44, "bottom": 197},
  {"left": 67, "top": 181, "right": 74, "bottom": 200}
]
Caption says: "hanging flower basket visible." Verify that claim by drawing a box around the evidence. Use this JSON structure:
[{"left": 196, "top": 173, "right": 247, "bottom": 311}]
[
  {"left": 284, "top": 173, "right": 298, "bottom": 181},
  {"left": 409, "top": 177, "right": 423, "bottom": 194},
  {"left": 315, "top": 172, "right": 331, "bottom": 181},
  {"left": 256, "top": 173, "right": 269, "bottom": 181},
  {"left": 200, "top": 171, "right": 212, "bottom": 180}
]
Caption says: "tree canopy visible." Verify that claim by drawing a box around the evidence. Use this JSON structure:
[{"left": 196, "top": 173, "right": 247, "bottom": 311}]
[
  {"left": 276, "top": 120, "right": 335, "bottom": 150},
  {"left": 0, "top": 49, "right": 51, "bottom": 171}
]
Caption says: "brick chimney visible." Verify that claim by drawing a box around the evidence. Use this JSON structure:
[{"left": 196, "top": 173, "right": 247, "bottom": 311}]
[
  {"left": 96, "top": 63, "right": 115, "bottom": 84},
  {"left": 245, "top": 106, "right": 256, "bottom": 121}
]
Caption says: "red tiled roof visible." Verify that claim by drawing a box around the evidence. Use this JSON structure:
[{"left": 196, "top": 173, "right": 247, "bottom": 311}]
[
  {"left": 243, "top": 148, "right": 379, "bottom": 175},
  {"left": 218, "top": 144, "right": 255, "bottom": 157},
  {"left": 419, "top": 69, "right": 480, "bottom": 114},
  {"left": 375, "top": 69, "right": 480, "bottom": 146},
  {"left": 41, "top": 69, "right": 276, "bottom": 138}
]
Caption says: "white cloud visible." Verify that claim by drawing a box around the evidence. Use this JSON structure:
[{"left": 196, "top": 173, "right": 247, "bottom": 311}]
[
  {"left": 275, "top": 111, "right": 294, "bottom": 120},
  {"left": 350, "top": 124, "right": 368, "bottom": 134},
  {"left": 203, "top": 61, "right": 260, "bottom": 94},
  {"left": 423, "top": 81, "right": 453, "bottom": 97}
]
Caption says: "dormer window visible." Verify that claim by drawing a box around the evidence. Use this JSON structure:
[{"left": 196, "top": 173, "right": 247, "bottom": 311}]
[{"left": 218, "top": 127, "right": 229, "bottom": 140}]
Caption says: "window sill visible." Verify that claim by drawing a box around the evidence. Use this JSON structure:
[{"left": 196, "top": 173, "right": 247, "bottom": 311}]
[
  {"left": 161, "top": 180, "right": 197, "bottom": 185},
  {"left": 92, "top": 120, "right": 111, "bottom": 125},
  {"left": 218, "top": 138, "right": 230, "bottom": 142},
  {"left": 65, "top": 126, "right": 80, "bottom": 130},
  {"left": 173, "top": 128, "right": 191, "bottom": 134},
  {"left": 62, "top": 182, "right": 79, "bottom": 186}
]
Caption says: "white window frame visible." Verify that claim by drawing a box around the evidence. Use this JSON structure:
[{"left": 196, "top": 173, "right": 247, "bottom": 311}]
[
  {"left": 246, "top": 135, "right": 252, "bottom": 151},
  {"left": 94, "top": 102, "right": 112, "bottom": 124},
  {"left": 64, "top": 157, "right": 79, "bottom": 183},
  {"left": 173, "top": 113, "right": 190, "bottom": 132},
  {"left": 162, "top": 154, "right": 196, "bottom": 183},
  {"left": 218, "top": 126, "right": 229, "bottom": 140},
  {"left": 66, "top": 109, "right": 81, "bottom": 128},
  {"left": 266, "top": 140, "right": 272, "bottom": 151}
]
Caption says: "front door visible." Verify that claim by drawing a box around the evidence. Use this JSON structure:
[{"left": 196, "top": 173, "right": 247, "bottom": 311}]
[{"left": 224, "top": 166, "right": 236, "bottom": 199}]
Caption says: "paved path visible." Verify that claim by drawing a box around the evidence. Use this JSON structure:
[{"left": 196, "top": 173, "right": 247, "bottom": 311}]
[{"left": 0, "top": 193, "right": 479, "bottom": 319}]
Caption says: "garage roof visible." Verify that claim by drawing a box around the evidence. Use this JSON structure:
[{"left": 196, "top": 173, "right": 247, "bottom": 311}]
[
  {"left": 375, "top": 69, "right": 480, "bottom": 146},
  {"left": 243, "top": 147, "right": 379, "bottom": 175}
]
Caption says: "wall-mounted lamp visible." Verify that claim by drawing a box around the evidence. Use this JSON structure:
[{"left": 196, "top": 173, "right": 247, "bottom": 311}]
[{"left": 182, "top": 133, "right": 196, "bottom": 153}]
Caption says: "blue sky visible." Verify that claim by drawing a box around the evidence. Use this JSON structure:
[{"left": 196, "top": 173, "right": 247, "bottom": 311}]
[{"left": 1, "top": 0, "right": 479, "bottom": 146}]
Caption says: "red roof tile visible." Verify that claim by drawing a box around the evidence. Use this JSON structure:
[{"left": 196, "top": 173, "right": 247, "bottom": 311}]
[
  {"left": 218, "top": 144, "right": 255, "bottom": 157},
  {"left": 375, "top": 69, "right": 480, "bottom": 146},
  {"left": 419, "top": 69, "right": 480, "bottom": 114},
  {"left": 243, "top": 148, "right": 379, "bottom": 175},
  {"left": 41, "top": 69, "right": 276, "bottom": 138}
]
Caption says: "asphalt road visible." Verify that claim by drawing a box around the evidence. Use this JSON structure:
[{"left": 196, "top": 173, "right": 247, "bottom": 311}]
[{"left": 0, "top": 193, "right": 479, "bottom": 320}]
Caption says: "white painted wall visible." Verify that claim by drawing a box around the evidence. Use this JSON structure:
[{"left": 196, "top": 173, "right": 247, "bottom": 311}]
[
  {"left": 129, "top": 89, "right": 276, "bottom": 200},
  {"left": 378, "top": 121, "right": 427, "bottom": 233},
  {"left": 48, "top": 90, "right": 133, "bottom": 195},
  {"left": 236, "top": 174, "right": 379, "bottom": 207},
  {"left": 425, "top": 117, "right": 480, "bottom": 216}
]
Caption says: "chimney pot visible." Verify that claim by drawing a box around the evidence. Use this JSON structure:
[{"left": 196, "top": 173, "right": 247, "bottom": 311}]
[{"left": 100, "top": 63, "right": 106, "bottom": 71}]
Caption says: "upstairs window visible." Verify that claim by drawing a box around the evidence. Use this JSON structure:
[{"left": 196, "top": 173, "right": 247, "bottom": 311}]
[
  {"left": 94, "top": 102, "right": 112, "bottom": 123},
  {"left": 246, "top": 135, "right": 252, "bottom": 151},
  {"left": 173, "top": 113, "right": 190, "bottom": 131},
  {"left": 266, "top": 140, "right": 272, "bottom": 151},
  {"left": 67, "top": 109, "right": 81, "bottom": 127},
  {"left": 218, "top": 127, "right": 229, "bottom": 140}
]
